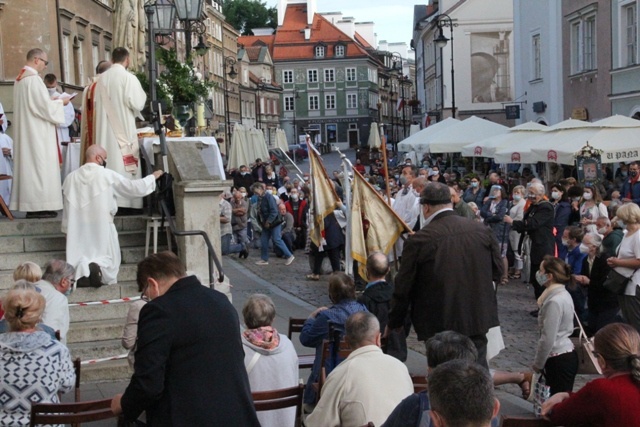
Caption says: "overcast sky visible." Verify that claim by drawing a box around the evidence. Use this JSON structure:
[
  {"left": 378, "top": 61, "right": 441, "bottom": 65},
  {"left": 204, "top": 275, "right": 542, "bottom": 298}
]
[{"left": 266, "top": 0, "right": 419, "bottom": 47}]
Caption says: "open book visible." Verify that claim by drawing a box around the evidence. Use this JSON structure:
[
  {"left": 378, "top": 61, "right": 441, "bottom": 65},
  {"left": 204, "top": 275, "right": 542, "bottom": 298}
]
[{"left": 52, "top": 92, "right": 77, "bottom": 101}]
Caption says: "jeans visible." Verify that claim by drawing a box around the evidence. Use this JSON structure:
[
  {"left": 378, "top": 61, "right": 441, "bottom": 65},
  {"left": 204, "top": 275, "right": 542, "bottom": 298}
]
[
  {"left": 260, "top": 223, "right": 292, "bottom": 261},
  {"left": 233, "top": 228, "right": 249, "bottom": 246},
  {"left": 221, "top": 234, "right": 244, "bottom": 255},
  {"left": 275, "top": 231, "right": 295, "bottom": 257}
]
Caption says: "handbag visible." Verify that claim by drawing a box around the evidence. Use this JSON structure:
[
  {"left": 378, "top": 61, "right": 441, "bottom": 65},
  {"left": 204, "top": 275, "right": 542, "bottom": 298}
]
[
  {"left": 603, "top": 268, "right": 638, "bottom": 295},
  {"left": 570, "top": 312, "right": 602, "bottom": 375},
  {"left": 527, "top": 371, "right": 550, "bottom": 418}
]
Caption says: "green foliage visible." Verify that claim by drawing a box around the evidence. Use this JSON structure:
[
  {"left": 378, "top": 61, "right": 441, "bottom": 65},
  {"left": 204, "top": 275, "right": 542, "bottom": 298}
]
[
  {"left": 156, "top": 48, "right": 216, "bottom": 106},
  {"left": 222, "top": 0, "right": 277, "bottom": 35}
]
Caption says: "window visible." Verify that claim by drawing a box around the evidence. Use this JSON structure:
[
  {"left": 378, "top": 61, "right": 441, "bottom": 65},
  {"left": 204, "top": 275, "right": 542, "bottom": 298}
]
[
  {"left": 532, "top": 34, "right": 541, "bottom": 80},
  {"left": 324, "top": 68, "right": 335, "bottom": 82},
  {"left": 346, "top": 67, "right": 356, "bottom": 81},
  {"left": 284, "top": 96, "right": 294, "bottom": 111},
  {"left": 335, "top": 45, "right": 345, "bottom": 57},
  {"left": 62, "top": 34, "right": 71, "bottom": 83},
  {"left": 283, "top": 70, "right": 293, "bottom": 84},
  {"left": 308, "top": 69, "right": 318, "bottom": 83},
  {"left": 92, "top": 44, "right": 100, "bottom": 73},
  {"left": 325, "top": 94, "right": 336, "bottom": 109},
  {"left": 347, "top": 93, "right": 358, "bottom": 109},
  {"left": 309, "top": 95, "right": 319, "bottom": 110},
  {"left": 74, "top": 39, "right": 85, "bottom": 86},
  {"left": 570, "top": 12, "right": 597, "bottom": 73},
  {"left": 626, "top": 3, "right": 637, "bottom": 66},
  {"left": 315, "top": 45, "right": 325, "bottom": 57}
]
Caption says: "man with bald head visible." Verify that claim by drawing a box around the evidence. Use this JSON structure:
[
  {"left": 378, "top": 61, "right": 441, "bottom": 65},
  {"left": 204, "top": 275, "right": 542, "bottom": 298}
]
[
  {"left": 62, "top": 145, "right": 163, "bottom": 287},
  {"left": 387, "top": 182, "right": 502, "bottom": 368}
]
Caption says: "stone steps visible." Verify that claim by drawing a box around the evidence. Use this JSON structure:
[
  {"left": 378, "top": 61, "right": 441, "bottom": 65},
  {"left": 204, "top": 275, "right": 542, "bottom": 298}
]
[
  {"left": 81, "top": 359, "right": 132, "bottom": 383},
  {"left": 68, "top": 338, "right": 124, "bottom": 361}
]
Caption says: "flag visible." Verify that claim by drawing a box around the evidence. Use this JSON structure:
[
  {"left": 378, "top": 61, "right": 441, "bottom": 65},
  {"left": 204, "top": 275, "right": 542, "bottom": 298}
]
[
  {"left": 396, "top": 97, "right": 405, "bottom": 111},
  {"left": 350, "top": 169, "right": 412, "bottom": 279},
  {"left": 308, "top": 144, "right": 340, "bottom": 249}
]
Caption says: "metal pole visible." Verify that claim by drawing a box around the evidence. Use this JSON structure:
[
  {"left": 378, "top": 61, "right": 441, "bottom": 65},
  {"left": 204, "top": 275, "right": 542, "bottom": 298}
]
[
  {"left": 338, "top": 149, "right": 353, "bottom": 276},
  {"left": 185, "top": 23, "right": 192, "bottom": 63},
  {"left": 449, "top": 24, "right": 456, "bottom": 119},
  {"left": 439, "top": 44, "right": 445, "bottom": 120},
  {"left": 223, "top": 68, "right": 230, "bottom": 153},
  {"left": 401, "top": 78, "right": 407, "bottom": 140}
]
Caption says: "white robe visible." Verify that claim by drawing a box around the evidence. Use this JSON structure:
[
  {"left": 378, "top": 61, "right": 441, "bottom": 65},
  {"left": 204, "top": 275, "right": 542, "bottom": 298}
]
[
  {"left": 91, "top": 63, "right": 147, "bottom": 208},
  {"left": 62, "top": 163, "right": 156, "bottom": 284},
  {"left": 9, "top": 66, "right": 66, "bottom": 212},
  {"left": 0, "top": 133, "right": 13, "bottom": 203},
  {"left": 0, "top": 101, "right": 7, "bottom": 132},
  {"left": 391, "top": 185, "right": 419, "bottom": 256}
]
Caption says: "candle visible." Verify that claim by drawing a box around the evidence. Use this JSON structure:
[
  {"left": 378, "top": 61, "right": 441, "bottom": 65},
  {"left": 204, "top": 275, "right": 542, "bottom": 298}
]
[{"left": 197, "top": 103, "right": 205, "bottom": 128}]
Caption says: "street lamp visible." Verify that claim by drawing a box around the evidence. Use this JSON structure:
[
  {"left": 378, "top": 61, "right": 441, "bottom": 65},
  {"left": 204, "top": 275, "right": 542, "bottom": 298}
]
[
  {"left": 223, "top": 56, "right": 238, "bottom": 152},
  {"left": 389, "top": 52, "right": 411, "bottom": 142},
  {"left": 172, "top": 0, "right": 205, "bottom": 62},
  {"left": 292, "top": 88, "right": 300, "bottom": 144},
  {"left": 434, "top": 13, "right": 457, "bottom": 118}
]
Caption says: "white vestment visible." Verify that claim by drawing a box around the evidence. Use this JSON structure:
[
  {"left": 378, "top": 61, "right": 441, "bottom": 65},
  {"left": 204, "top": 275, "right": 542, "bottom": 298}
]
[
  {"left": 54, "top": 94, "right": 76, "bottom": 143},
  {"left": 9, "top": 66, "right": 66, "bottom": 212},
  {"left": 391, "top": 185, "right": 419, "bottom": 256},
  {"left": 91, "top": 63, "right": 147, "bottom": 208},
  {"left": 0, "top": 101, "right": 7, "bottom": 132},
  {"left": 0, "top": 133, "right": 13, "bottom": 203},
  {"left": 62, "top": 163, "right": 156, "bottom": 284}
]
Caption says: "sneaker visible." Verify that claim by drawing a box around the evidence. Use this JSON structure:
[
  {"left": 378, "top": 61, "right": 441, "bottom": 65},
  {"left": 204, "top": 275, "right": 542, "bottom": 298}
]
[
  {"left": 255, "top": 260, "right": 269, "bottom": 266},
  {"left": 285, "top": 255, "right": 295, "bottom": 266}
]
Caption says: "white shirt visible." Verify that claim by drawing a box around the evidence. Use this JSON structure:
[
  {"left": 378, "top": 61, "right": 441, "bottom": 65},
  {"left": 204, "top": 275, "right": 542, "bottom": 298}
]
[
  {"left": 34, "top": 280, "right": 70, "bottom": 343},
  {"left": 615, "top": 230, "right": 640, "bottom": 295}
]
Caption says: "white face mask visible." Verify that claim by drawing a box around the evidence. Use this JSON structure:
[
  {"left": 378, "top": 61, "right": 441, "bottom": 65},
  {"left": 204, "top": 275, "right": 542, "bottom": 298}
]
[
  {"left": 535, "top": 270, "right": 549, "bottom": 286},
  {"left": 597, "top": 226, "right": 607, "bottom": 234},
  {"left": 47, "top": 88, "right": 57, "bottom": 96},
  {"left": 240, "top": 192, "right": 247, "bottom": 198},
  {"left": 551, "top": 191, "right": 561, "bottom": 200},
  {"left": 583, "top": 192, "right": 593, "bottom": 201},
  {"left": 291, "top": 194, "right": 299, "bottom": 201},
  {"left": 562, "top": 238, "right": 569, "bottom": 247},
  {"left": 579, "top": 243, "right": 590, "bottom": 254}
]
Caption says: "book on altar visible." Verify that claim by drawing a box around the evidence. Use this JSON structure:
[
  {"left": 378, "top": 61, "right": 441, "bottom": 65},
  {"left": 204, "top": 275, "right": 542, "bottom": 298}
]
[{"left": 52, "top": 92, "right": 77, "bottom": 101}]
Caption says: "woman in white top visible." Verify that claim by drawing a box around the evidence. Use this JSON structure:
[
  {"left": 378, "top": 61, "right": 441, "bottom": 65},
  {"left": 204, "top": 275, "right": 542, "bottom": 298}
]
[
  {"left": 607, "top": 203, "right": 640, "bottom": 333},
  {"left": 579, "top": 186, "right": 607, "bottom": 233},
  {"left": 508, "top": 185, "right": 527, "bottom": 280}
]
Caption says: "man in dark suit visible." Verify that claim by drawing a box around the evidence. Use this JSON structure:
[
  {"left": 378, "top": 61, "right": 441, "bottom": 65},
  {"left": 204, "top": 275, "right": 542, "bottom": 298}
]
[
  {"left": 111, "top": 252, "right": 260, "bottom": 427},
  {"left": 386, "top": 182, "right": 502, "bottom": 368}
]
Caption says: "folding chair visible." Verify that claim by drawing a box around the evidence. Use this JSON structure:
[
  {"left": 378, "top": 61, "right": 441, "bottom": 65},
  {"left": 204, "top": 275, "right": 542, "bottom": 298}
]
[
  {"left": 29, "top": 398, "right": 127, "bottom": 426},
  {"left": 287, "top": 317, "right": 315, "bottom": 369},
  {"left": 252, "top": 383, "right": 304, "bottom": 427}
]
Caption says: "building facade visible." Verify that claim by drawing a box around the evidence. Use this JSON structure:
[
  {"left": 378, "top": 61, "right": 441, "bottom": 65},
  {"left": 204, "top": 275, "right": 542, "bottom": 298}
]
[{"left": 610, "top": 0, "right": 640, "bottom": 118}]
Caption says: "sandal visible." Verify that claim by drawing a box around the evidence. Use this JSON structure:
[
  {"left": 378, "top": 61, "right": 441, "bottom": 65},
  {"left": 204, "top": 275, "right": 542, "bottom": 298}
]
[
  {"left": 306, "top": 274, "right": 320, "bottom": 281},
  {"left": 519, "top": 372, "right": 533, "bottom": 400},
  {"left": 499, "top": 277, "right": 509, "bottom": 286},
  {"left": 508, "top": 272, "right": 521, "bottom": 280}
]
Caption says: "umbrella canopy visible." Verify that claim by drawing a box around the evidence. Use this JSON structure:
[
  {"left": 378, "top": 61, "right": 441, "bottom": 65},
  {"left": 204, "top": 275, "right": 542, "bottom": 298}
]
[
  {"left": 493, "top": 119, "right": 596, "bottom": 164},
  {"left": 368, "top": 122, "right": 382, "bottom": 149},
  {"left": 227, "top": 123, "right": 249, "bottom": 170},
  {"left": 461, "top": 121, "right": 547, "bottom": 157},
  {"left": 397, "top": 117, "right": 460, "bottom": 154},
  {"left": 247, "top": 127, "right": 270, "bottom": 162},
  {"left": 531, "top": 115, "right": 640, "bottom": 164},
  {"left": 426, "top": 116, "right": 508, "bottom": 154},
  {"left": 275, "top": 128, "right": 289, "bottom": 152}
]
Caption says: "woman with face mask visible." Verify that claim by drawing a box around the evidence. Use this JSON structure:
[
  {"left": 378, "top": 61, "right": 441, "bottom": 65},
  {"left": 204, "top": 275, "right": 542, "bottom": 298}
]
[
  {"left": 579, "top": 186, "right": 608, "bottom": 233},
  {"left": 508, "top": 185, "right": 527, "bottom": 280},
  {"left": 462, "top": 175, "right": 485, "bottom": 206},
  {"left": 607, "top": 203, "right": 640, "bottom": 334},
  {"left": 480, "top": 184, "right": 510, "bottom": 285},
  {"left": 550, "top": 184, "right": 572, "bottom": 260},
  {"left": 530, "top": 256, "right": 579, "bottom": 395},
  {"left": 573, "top": 233, "right": 621, "bottom": 335}
]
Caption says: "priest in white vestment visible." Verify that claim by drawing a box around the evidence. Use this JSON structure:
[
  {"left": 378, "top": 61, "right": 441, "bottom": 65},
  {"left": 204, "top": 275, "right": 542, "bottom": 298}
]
[
  {"left": 80, "top": 60, "right": 111, "bottom": 167},
  {"left": 88, "top": 47, "right": 146, "bottom": 209},
  {"left": 62, "top": 146, "right": 162, "bottom": 285},
  {"left": 10, "top": 48, "right": 68, "bottom": 216}
]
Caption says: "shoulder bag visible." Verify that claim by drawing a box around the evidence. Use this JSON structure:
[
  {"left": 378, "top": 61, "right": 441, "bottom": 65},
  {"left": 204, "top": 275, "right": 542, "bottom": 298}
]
[
  {"left": 602, "top": 246, "right": 639, "bottom": 295},
  {"left": 570, "top": 312, "right": 602, "bottom": 375}
]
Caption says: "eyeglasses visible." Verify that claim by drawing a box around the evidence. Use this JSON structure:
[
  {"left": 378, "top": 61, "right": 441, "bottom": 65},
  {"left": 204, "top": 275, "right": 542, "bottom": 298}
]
[{"left": 35, "top": 57, "right": 49, "bottom": 66}]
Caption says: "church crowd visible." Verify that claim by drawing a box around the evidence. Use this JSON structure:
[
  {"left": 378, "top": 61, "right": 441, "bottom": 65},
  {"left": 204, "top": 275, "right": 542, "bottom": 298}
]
[{"left": 2, "top": 44, "right": 640, "bottom": 426}]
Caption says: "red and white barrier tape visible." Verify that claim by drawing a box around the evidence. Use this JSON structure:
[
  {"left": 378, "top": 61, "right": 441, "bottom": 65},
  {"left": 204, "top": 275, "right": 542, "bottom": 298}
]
[
  {"left": 68, "top": 296, "right": 141, "bottom": 307},
  {"left": 80, "top": 353, "right": 128, "bottom": 365}
]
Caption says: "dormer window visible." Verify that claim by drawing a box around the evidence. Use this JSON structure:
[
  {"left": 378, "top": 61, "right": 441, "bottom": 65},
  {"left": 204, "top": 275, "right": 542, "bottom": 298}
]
[
  {"left": 315, "top": 45, "right": 325, "bottom": 58},
  {"left": 335, "top": 45, "right": 345, "bottom": 57}
]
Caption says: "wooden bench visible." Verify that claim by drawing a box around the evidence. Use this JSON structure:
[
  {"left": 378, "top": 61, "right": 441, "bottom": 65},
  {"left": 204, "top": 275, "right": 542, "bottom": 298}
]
[
  {"left": 30, "top": 398, "right": 128, "bottom": 426},
  {"left": 252, "top": 383, "right": 304, "bottom": 427},
  {"left": 287, "top": 317, "right": 315, "bottom": 369}
]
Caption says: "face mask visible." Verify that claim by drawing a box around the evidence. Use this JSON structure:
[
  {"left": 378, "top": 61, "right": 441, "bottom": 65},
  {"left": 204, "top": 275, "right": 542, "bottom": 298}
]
[
  {"left": 47, "top": 88, "right": 57, "bottom": 96},
  {"left": 597, "top": 227, "right": 608, "bottom": 234},
  {"left": 583, "top": 192, "right": 593, "bottom": 200},
  {"left": 471, "top": 182, "right": 478, "bottom": 188},
  {"left": 551, "top": 191, "right": 560, "bottom": 200},
  {"left": 513, "top": 194, "right": 522, "bottom": 202},
  {"left": 579, "top": 243, "right": 590, "bottom": 254},
  {"left": 240, "top": 192, "right": 247, "bottom": 197},
  {"left": 562, "top": 238, "right": 569, "bottom": 247},
  {"left": 241, "top": 172, "right": 248, "bottom": 176},
  {"left": 622, "top": 171, "right": 628, "bottom": 177},
  {"left": 399, "top": 175, "right": 408, "bottom": 186},
  {"left": 291, "top": 194, "right": 299, "bottom": 201},
  {"left": 631, "top": 171, "right": 638, "bottom": 178},
  {"left": 535, "top": 270, "right": 549, "bottom": 286},
  {"left": 64, "top": 288, "right": 72, "bottom": 296},
  {"left": 618, "top": 220, "right": 626, "bottom": 229},
  {"left": 572, "top": 197, "right": 581, "bottom": 202}
]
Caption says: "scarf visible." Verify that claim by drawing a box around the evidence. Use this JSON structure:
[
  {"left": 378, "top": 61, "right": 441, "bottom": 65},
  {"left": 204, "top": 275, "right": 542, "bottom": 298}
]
[
  {"left": 537, "top": 283, "right": 565, "bottom": 308},
  {"left": 243, "top": 326, "right": 280, "bottom": 350}
]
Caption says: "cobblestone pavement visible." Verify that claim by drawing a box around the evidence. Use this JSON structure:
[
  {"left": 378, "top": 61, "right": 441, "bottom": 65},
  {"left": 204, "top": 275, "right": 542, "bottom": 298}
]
[{"left": 234, "top": 249, "right": 593, "bottom": 398}]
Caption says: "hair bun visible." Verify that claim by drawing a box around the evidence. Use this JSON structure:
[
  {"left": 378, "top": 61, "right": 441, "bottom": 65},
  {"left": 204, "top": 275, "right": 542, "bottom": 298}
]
[{"left": 15, "top": 306, "right": 24, "bottom": 319}]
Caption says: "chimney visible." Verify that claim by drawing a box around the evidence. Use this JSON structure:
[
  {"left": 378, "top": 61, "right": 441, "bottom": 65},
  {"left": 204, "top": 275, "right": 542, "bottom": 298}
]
[
  {"left": 307, "top": 0, "right": 316, "bottom": 25},
  {"left": 304, "top": 28, "right": 311, "bottom": 40},
  {"left": 277, "top": 0, "right": 287, "bottom": 26}
]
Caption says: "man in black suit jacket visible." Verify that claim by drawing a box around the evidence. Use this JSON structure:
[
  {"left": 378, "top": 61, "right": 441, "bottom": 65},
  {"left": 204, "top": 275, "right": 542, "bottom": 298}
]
[
  {"left": 111, "top": 252, "right": 260, "bottom": 427},
  {"left": 386, "top": 182, "right": 502, "bottom": 367}
]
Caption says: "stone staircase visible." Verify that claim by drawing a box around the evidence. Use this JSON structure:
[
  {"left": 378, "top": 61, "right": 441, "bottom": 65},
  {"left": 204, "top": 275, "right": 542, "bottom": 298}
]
[{"left": 0, "top": 216, "right": 165, "bottom": 382}]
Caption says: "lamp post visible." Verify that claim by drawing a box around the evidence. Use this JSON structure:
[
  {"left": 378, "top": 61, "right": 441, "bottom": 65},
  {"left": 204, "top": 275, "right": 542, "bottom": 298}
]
[
  {"left": 434, "top": 13, "right": 457, "bottom": 118},
  {"left": 223, "top": 56, "right": 238, "bottom": 152},
  {"left": 390, "top": 52, "right": 411, "bottom": 142},
  {"left": 292, "top": 88, "right": 300, "bottom": 144},
  {"left": 173, "top": 0, "right": 205, "bottom": 63}
]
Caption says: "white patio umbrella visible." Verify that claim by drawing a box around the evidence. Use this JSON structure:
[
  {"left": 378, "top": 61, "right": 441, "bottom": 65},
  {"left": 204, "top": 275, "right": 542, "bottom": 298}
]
[
  {"left": 426, "top": 116, "right": 508, "bottom": 154},
  {"left": 530, "top": 115, "right": 640, "bottom": 164},
  {"left": 396, "top": 117, "right": 460, "bottom": 154},
  {"left": 247, "top": 126, "right": 270, "bottom": 162},
  {"left": 461, "top": 121, "right": 547, "bottom": 157},
  {"left": 227, "top": 123, "right": 249, "bottom": 170},
  {"left": 409, "top": 124, "right": 421, "bottom": 136},
  {"left": 275, "top": 128, "right": 289, "bottom": 152},
  {"left": 493, "top": 119, "right": 597, "bottom": 164},
  {"left": 368, "top": 122, "right": 382, "bottom": 149}
]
